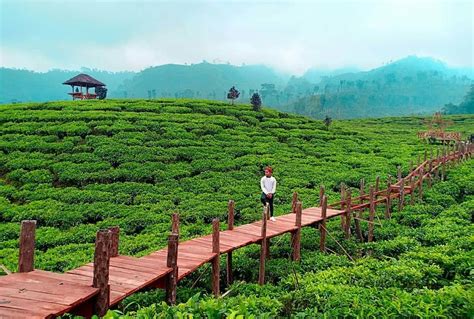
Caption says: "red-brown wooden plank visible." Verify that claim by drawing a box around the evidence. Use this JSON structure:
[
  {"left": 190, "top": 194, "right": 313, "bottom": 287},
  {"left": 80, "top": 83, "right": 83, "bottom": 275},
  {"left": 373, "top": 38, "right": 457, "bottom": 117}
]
[{"left": 0, "top": 305, "right": 46, "bottom": 319}]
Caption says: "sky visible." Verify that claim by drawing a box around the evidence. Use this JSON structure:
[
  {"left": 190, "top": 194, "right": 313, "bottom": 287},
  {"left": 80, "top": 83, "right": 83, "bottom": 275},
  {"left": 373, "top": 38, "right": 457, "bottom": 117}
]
[{"left": 0, "top": 0, "right": 472, "bottom": 75}]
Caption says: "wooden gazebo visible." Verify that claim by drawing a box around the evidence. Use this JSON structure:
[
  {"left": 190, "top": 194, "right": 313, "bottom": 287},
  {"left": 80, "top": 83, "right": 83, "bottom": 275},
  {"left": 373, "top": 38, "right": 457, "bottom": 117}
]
[
  {"left": 417, "top": 112, "right": 461, "bottom": 144},
  {"left": 63, "top": 74, "right": 107, "bottom": 100}
]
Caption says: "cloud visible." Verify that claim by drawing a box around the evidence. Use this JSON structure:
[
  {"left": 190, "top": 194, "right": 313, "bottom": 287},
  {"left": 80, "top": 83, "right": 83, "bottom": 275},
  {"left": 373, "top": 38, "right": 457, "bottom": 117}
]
[{"left": 1, "top": 0, "right": 472, "bottom": 74}]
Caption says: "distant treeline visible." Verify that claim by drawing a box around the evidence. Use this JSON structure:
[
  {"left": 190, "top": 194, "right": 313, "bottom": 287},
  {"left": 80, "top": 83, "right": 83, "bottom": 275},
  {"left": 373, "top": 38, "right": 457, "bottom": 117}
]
[
  {"left": 442, "top": 85, "right": 474, "bottom": 115},
  {"left": 1, "top": 56, "right": 472, "bottom": 119}
]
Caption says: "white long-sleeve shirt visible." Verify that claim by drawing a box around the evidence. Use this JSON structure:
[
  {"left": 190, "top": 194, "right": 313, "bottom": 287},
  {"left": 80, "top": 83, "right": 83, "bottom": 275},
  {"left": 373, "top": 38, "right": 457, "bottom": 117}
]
[{"left": 261, "top": 176, "right": 277, "bottom": 194}]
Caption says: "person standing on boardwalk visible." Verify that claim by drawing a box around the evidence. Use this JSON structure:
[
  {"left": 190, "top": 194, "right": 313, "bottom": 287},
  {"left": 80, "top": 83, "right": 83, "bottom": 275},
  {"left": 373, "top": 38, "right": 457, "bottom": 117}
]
[{"left": 261, "top": 166, "right": 277, "bottom": 221}]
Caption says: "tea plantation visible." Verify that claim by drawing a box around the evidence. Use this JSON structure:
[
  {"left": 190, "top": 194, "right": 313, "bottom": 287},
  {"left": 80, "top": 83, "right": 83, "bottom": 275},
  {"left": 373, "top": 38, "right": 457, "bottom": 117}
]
[{"left": 0, "top": 99, "right": 472, "bottom": 318}]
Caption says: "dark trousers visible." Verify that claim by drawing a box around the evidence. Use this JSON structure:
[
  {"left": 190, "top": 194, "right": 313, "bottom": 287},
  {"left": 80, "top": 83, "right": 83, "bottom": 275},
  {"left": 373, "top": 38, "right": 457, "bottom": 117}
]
[{"left": 261, "top": 192, "right": 274, "bottom": 217}]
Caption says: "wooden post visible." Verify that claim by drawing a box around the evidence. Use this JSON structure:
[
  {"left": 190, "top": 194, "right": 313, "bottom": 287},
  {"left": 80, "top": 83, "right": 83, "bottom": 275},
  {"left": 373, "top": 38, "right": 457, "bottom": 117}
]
[
  {"left": 172, "top": 213, "right": 180, "bottom": 235},
  {"left": 374, "top": 176, "right": 380, "bottom": 210},
  {"left": 18, "top": 220, "right": 36, "bottom": 273},
  {"left": 385, "top": 175, "right": 392, "bottom": 219},
  {"left": 418, "top": 167, "right": 424, "bottom": 200},
  {"left": 409, "top": 161, "right": 413, "bottom": 173},
  {"left": 441, "top": 149, "right": 446, "bottom": 181},
  {"left": 424, "top": 149, "right": 427, "bottom": 162},
  {"left": 319, "top": 185, "right": 325, "bottom": 207},
  {"left": 340, "top": 183, "right": 346, "bottom": 230},
  {"left": 291, "top": 192, "right": 298, "bottom": 213},
  {"left": 291, "top": 201, "right": 302, "bottom": 261},
  {"left": 398, "top": 179, "right": 404, "bottom": 212},
  {"left": 435, "top": 148, "right": 440, "bottom": 180},
  {"left": 345, "top": 191, "right": 352, "bottom": 239},
  {"left": 93, "top": 229, "right": 111, "bottom": 316},
  {"left": 226, "top": 200, "right": 234, "bottom": 286},
  {"left": 211, "top": 219, "right": 220, "bottom": 296},
  {"left": 354, "top": 180, "right": 364, "bottom": 240},
  {"left": 428, "top": 153, "right": 432, "bottom": 173},
  {"left": 109, "top": 226, "right": 119, "bottom": 258},
  {"left": 410, "top": 176, "right": 415, "bottom": 205},
  {"left": 166, "top": 233, "right": 179, "bottom": 305},
  {"left": 368, "top": 186, "right": 375, "bottom": 242},
  {"left": 319, "top": 196, "right": 327, "bottom": 252},
  {"left": 397, "top": 165, "right": 404, "bottom": 212},
  {"left": 457, "top": 143, "right": 462, "bottom": 163},
  {"left": 417, "top": 154, "right": 421, "bottom": 169},
  {"left": 258, "top": 204, "right": 268, "bottom": 285}
]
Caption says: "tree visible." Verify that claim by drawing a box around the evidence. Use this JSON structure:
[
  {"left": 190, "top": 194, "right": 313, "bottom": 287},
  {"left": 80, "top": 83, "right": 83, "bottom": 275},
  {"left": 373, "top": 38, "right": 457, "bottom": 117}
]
[
  {"left": 227, "top": 86, "right": 240, "bottom": 104},
  {"left": 250, "top": 92, "right": 262, "bottom": 111},
  {"left": 442, "top": 85, "right": 474, "bottom": 114},
  {"left": 323, "top": 115, "right": 332, "bottom": 131}
]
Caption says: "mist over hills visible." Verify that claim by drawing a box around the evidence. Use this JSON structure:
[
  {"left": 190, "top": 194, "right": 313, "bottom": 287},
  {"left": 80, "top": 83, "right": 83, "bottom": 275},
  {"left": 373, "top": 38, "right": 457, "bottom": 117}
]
[
  {"left": 1, "top": 56, "right": 472, "bottom": 118},
  {"left": 279, "top": 56, "right": 473, "bottom": 118},
  {"left": 115, "top": 62, "right": 288, "bottom": 100}
]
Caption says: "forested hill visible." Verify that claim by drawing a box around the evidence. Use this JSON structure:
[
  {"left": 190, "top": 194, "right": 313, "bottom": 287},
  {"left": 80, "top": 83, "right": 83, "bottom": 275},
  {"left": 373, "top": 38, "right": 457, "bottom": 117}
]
[
  {"left": 277, "top": 56, "right": 473, "bottom": 118},
  {"left": 114, "top": 63, "right": 287, "bottom": 100},
  {"left": 0, "top": 63, "right": 287, "bottom": 104},
  {"left": 1, "top": 56, "right": 472, "bottom": 119},
  {"left": 0, "top": 68, "right": 135, "bottom": 104}
]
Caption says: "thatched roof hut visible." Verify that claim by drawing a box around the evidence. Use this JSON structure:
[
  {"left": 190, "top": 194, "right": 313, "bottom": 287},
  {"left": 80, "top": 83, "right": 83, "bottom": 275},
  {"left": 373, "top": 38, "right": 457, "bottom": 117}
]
[
  {"left": 63, "top": 74, "right": 106, "bottom": 88},
  {"left": 63, "top": 74, "right": 107, "bottom": 100}
]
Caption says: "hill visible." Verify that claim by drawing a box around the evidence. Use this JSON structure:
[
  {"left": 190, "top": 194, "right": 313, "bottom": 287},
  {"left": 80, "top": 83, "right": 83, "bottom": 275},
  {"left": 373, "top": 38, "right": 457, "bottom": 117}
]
[
  {"left": 0, "top": 99, "right": 472, "bottom": 317},
  {"left": 279, "top": 56, "right": 473, "bottom": 118},
  {"left": 0, "top": 68, "right": 135, "bottom": 104},
  {"left": 114, "top": 62, "right": 287, "bottom": 100},
  {"left": 1, "top": 56, "right": 472, "bottom": 120}
]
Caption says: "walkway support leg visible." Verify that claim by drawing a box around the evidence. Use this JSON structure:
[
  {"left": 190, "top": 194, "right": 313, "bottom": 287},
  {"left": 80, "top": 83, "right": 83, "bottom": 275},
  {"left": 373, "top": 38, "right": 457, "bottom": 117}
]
[
  {"left": 385, "top": 175, "right": 392, "bottom": 219},
  {"left": 109, "top": 226, "right": 119, "bottom": 258},
  {"left": 226, "top": 200, "right": 234, "bottom": 286},
  {"left": 319, "top": 186, "right": 325, "bottom": 207},
  {"left": 259, "top": 205, "right": 268, "bottom": 285},
  {"left": 292, "top": 192, "right": 298, "bottom": 214},
  {"left": 93, "top": 229, "right": 111, "bottom": 317},
  {"left": 211, "top": 219, "right": 220, "bottom": 297},
  {"left": 320, "top": 196, "right": 327, "bottom": 252},
  {"left": 344, "top": 191, "right": 352, "bottom": 239},
  {"left": 18, "top": 220, "right": 36, "bottom": 273},
  {"left": 340, "top": 183, "right": 346, "bottom": 231},
  {"left": 418, "top": 168, "right": 424, "bottom": 201},
  {"left": 291, "top": 201, "right": 302, "bottom": 261},
  {"left": 166, "top": 233, "right": 179, "bottom": 305},
  {"left": 368, "top": 186, "right": 375, "bottom": 242}
]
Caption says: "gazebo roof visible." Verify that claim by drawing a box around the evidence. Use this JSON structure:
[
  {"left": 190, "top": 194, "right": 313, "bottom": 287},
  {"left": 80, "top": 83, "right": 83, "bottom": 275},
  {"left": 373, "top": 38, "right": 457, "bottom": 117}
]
[{"left": 63, "top": 74, "right": 106, "bottom": 87}]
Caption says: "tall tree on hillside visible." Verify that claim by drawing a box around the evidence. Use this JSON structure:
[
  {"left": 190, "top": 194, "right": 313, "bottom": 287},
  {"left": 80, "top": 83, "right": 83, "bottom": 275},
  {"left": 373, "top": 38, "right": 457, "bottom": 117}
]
[
  {"left": 251, "top": 92, "right": 262, "bottom": 111},
  {"left": 227, "top": 86, "right": 240, "bottom": 105},
  {"left": 442, "top": 84, "right": 474, "bottom": 114},
  {"left": 323, "top": 115, "right": 332, "bottom": 131}
]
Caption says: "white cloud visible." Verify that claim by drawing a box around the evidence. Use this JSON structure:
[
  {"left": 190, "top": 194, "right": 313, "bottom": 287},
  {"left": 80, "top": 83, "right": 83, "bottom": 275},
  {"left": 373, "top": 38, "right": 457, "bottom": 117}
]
[{"left": 1, "top": 0, "right": 472, "bottom": 73}]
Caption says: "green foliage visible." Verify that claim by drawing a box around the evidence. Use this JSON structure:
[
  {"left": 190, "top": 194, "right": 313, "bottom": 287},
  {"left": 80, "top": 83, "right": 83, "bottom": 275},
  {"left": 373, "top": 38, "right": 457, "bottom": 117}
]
[
  {"left": 250, "top": 92, "right": 262, "bottom": 111},
  {"left": 443, "top": 84, "right": 474, "bottom": 115},
  {"left": 0, "top": 99, "right": 472, "bottom": 317}
]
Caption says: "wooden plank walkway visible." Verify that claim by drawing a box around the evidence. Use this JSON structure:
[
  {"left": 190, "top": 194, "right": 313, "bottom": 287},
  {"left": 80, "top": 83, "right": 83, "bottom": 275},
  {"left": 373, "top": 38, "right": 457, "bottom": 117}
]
[
  {"left": 0, "top": 206, "right": 343, "bottom": 318},
  {"left": 0, "top": 143, "right": 471, "bottom": 318},
  {"left": 0, "top": 271, "right": 98, "bottom": 319}
]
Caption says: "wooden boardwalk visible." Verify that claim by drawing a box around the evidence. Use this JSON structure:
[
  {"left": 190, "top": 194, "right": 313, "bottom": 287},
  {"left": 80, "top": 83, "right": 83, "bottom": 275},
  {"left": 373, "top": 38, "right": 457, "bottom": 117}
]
[
  {"left": 0, "top": 206, "right": 343, "bottom": 318},
  {"left": 0, "top": 143, "right": 472, "bottom": 318}
]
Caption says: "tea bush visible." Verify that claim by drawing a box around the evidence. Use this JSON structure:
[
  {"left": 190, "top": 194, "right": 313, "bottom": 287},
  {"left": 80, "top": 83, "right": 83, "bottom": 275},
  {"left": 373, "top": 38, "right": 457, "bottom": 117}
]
[{"left": 0, "top": 99, "right": 472, "bottom": 317}]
